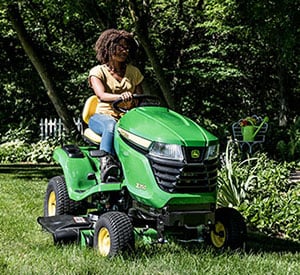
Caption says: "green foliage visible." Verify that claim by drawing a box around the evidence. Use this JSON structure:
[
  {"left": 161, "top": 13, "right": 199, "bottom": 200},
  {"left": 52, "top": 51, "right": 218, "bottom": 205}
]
[
  {"left": 1, "top": 0, "right": 97, "bottom": 135},
  {"left": 0, "top": 136, "right": 59, "bottom": 164},
  {"left": 239, "top": 155, "right": 299, "bottom": 240},
  {"left": 26, "top": 138, "right": 60, "bottom": 163},
  {"left": 0, "top": 126, "right": 32, "bottom": 163},
  {"left": 218, "top": 143, "right": 299, "bottom": 240},
  {"left": 276, "top": 116, "right": 300, "bottom": 161},
  {"left": 0, "top": 126, "right": 33, "bottom": 143},
  {"left": 0, "top": 140, "right": 31, "bottom": 163},
  {"left": 242, "top": 180, "right": 300, "bottom": 240}
]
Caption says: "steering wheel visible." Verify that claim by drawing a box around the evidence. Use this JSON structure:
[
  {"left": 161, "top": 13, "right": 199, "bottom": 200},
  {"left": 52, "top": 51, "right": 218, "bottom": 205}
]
[{"left": 112, "top": 94, "right": 161, "bottom": 113}]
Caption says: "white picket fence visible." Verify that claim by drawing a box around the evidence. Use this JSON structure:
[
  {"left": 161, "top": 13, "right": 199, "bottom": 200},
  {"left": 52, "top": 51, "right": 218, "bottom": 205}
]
[{"left": 39, "top": 117, "right": 82, "bottom": 139}]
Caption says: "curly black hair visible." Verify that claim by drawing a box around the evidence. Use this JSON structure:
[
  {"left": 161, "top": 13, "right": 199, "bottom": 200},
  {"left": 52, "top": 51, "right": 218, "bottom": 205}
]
[{"left": 94, "top": 29, "right": 138, "bottom": 64}]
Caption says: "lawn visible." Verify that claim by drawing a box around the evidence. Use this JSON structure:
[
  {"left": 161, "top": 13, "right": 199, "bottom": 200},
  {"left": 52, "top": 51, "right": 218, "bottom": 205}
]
[{"left": 0, "top": 164, "right": 299, "bottom": 275}]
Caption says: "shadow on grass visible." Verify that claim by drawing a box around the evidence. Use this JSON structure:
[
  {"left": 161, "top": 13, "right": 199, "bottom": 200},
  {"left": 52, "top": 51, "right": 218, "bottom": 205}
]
[
  {"left": 0, "top": 163, "right": 63, "bottom": 179},
  {"left": 158, "top": 234, "right": 300, "bottom": 258},
  {"left": 178, "top": 231, "right": 300, "bottom": 255},
  {"left": 246, "top": 231, "right": 300, "bottom": 254},
  {"left": 123, "top": 232, "right": 300, "bottom": 261}
]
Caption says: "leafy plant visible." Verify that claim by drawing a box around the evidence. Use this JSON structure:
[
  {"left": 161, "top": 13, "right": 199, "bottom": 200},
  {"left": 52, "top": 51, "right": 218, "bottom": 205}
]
[
  {"left": 240, "top": 155, "right": 299, "bottom": 240},
  {"left": 26, "top": 138, "right": 60, "bottom": 164},
  {"left": 0, "top": 126, "right": 33, "bottom": 143},
  {"left": 217, "top": 140, "right": 258, "bottom": 208},
  {"left": 218, "top": 142, "right": 299, "bottom": 240},
  {"left": 0, "top": 138, "right": 59, "bottom": 164},
  {"left": 0, "top": 140, "right": 31, "bottom": 163}
]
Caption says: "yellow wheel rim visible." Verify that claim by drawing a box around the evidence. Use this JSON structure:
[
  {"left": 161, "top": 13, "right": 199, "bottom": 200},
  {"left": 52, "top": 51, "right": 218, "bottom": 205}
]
[
  {"left": 210, "top": 221, "right": 226, "bottom": 248},
  {"left": 98, "top": 228, "right": 111, "bottom": 256},
  {"left": 48, "top": 191, "right": 56, "bottom": 216}
]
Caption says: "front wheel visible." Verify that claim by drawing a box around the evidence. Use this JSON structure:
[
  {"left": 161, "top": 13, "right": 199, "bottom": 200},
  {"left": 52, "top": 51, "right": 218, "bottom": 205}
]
[
  {"left": 44, "top": 176, "right": 86, "bottom": 216},
  {"left": 93, "top": 211, "right": 134, "bottom": 257},
  {"left": 209, "top": 207, "right": 247, "bottom": 250}
]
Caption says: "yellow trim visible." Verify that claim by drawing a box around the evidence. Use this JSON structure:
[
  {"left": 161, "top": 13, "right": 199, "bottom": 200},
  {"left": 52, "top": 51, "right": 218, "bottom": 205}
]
[
  {"left": 210, "top": 221, "right": 226, "bottom": 248},
  {"left": 118, "top": 127, "right": 152, "bottom": 149},
  {"left": 98, "top": 227, "right": 111, "bottom": 256},
  {"left": 83, "top": 128, "right": 102, "bottom": 144},
  {"left": 48, "top": 191, "right": 56, "bottom": 216}
]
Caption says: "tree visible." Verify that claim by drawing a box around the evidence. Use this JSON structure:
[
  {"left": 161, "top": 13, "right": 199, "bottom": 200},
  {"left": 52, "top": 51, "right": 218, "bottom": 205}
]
[
  {"left": 128, "top": 0, "right": 175, "bottom": 109},
  {"left": 238, "top": 0, "right": 300, "bottom": 127},
  {"left": 6, "top": 2, "right": 76, "bottom": 133}
]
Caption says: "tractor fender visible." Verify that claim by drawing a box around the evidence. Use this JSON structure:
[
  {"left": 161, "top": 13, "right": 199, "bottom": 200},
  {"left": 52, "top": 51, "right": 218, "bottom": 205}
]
[{"left": 53, "top": 145, "right": 102, "bottom": 200}]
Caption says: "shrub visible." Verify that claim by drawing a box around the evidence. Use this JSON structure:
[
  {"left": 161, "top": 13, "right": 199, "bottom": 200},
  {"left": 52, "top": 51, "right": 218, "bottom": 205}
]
[
  {"left": 0, "top": 138, "right": 60, "bottom": 164},
  {"left": 218, "top": 142, "right": 299, "bottom": 241},
  {"left": 0, "top": 126, "right": 33, "bottom": 143},
  {"left": 0, "top": 140, "right": 31, "bottom": 163},
  {"left": 240, "top": 155, "right": 299, "bottom": 240},
  {"left": 26, "top": 138, "right": 60, "bottom": 163}
]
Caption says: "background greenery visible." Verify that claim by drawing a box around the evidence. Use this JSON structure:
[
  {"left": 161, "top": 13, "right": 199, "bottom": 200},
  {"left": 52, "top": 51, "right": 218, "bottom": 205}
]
[
  {"left": 1, "top": 0, "right": 299, "bottom": 161},
  {"left": 0, "top": 166, "right": 299, "bottom": 274}
]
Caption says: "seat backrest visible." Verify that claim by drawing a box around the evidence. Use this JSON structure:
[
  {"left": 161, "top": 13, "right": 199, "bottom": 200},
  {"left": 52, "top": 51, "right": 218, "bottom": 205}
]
[{"left": 82, "top": 95, "right": 98, "bottom": 124}]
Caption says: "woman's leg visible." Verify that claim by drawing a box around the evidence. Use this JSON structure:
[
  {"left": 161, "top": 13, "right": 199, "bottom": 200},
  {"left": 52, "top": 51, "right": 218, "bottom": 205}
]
[{"left": 88, "top": 113, "right": 116, "bottom": 155}]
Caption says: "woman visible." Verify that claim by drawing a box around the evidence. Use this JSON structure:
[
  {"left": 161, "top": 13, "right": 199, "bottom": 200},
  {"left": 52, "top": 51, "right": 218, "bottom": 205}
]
[{"left": 88, "top": 29, "right": 144, "bottom": 182}]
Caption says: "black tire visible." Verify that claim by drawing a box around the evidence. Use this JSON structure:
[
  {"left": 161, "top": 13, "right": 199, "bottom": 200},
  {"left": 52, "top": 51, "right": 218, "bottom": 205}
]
[
  {"left": 93, "top": 211, "right": 135, "bottom": 257},
  {"left": 209, "top": 207, "right": 247, "bottom": 250},
  {"left": 44, "top": 176, "right": 86, "bottom": 216}
]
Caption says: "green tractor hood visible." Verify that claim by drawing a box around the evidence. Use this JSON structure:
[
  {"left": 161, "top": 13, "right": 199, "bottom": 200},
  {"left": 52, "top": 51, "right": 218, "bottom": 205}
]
[
  {"left": 118, "top": 106, "right": 218, "bottom": 147},
  {"left": 115, "top": 106, "right": 219, "bottom": 208}
]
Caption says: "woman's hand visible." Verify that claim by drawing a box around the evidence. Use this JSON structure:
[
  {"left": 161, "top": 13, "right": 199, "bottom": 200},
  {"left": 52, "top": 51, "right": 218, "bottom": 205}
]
[{"left": 120, "top": 91, "right": 132, "bottom": 101}]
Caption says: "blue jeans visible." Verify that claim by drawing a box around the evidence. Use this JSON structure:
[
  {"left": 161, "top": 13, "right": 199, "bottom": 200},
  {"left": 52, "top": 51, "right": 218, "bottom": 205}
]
[{"left": 88, "top": 113, "right": 116, "bottom": 155}]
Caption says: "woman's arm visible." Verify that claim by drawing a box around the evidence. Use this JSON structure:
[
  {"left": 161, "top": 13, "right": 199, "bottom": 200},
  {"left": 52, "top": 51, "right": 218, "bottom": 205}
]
[
  {"left": 90, "top": 76, "right": 132, "bottom": 101},
  {"left": 135, "top": 83, "right": 143, "bottom": 95},
  {"left": 90, "top": 76, "right": 119, "bottom": 101}
]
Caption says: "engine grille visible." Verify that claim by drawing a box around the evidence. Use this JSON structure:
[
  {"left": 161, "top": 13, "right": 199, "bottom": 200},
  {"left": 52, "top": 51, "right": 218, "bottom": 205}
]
[{"left": 148, "top": 152, "right": 218, "bottom": 193}]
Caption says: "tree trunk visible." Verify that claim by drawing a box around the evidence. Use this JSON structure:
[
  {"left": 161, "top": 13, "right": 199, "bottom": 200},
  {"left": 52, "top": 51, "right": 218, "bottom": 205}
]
[
  {"left": 128, "top": 0, "right": 175, "bottom": 110},
  {"left": 7, "top": 3, "right": 76, "bottom": 133},
  {"left": 278, "top": 66, "right": 288, "bottom": 127}
]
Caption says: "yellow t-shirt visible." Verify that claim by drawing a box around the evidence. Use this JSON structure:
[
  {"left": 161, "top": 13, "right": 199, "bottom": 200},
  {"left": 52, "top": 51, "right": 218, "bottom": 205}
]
[{"left": 88, "top": 64, "right": 144, "bottom": 118}]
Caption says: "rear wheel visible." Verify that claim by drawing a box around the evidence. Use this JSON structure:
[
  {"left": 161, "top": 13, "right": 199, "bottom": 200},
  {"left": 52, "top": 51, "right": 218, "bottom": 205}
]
[
  {"left": 209, "top": 207, "right": 247, "bottom": 250},
  {"left": 94, "top": 211, "right": 135, "bottom": 257},
  {"left": 44, "top": 176, "right": 86, "bottom": 216}
]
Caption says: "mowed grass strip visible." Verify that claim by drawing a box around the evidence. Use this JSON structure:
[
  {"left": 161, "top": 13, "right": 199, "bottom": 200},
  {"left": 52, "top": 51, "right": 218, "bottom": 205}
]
[{"left": 0, "top": 165, "right": 299, "bottom": 275}]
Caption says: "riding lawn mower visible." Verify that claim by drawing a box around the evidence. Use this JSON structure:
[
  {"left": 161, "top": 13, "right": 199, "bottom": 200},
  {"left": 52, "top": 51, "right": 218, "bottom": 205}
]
[{"left": 37, "top": 95, "right": 247, "bottom": 257}]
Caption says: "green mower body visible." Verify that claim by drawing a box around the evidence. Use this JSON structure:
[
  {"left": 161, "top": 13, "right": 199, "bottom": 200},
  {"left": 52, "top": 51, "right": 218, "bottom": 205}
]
[{"left": 38, "top": 96, "right": 246, "bottom": 256}]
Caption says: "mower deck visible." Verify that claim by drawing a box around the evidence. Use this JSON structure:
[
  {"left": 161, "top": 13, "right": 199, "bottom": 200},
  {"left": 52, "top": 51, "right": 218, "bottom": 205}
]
[{"left": 37, "top": 215, "right": 93, "bottom": 244}]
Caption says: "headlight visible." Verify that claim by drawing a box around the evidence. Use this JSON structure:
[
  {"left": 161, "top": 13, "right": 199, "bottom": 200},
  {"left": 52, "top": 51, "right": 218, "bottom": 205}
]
[
  {"left": 205, "top": 144, "right": 219, "bottom": 160},
  {"left": 149, "top": 142, "right": 184, "bottom": 161}
]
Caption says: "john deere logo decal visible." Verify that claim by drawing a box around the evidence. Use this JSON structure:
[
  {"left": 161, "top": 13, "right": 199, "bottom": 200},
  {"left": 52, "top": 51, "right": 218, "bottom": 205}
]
[{"left": 191, "top": 149, "right": 200, "bottom": 158}]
